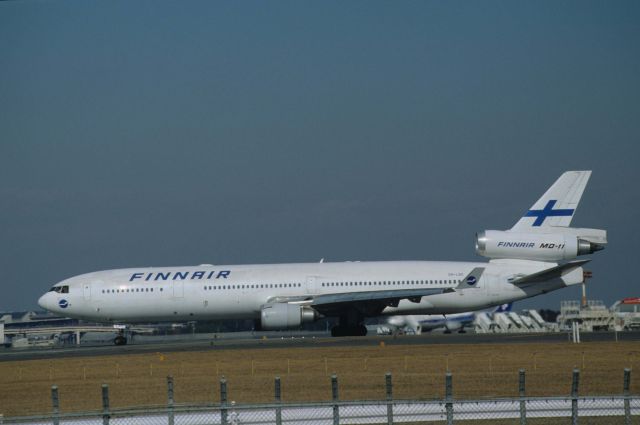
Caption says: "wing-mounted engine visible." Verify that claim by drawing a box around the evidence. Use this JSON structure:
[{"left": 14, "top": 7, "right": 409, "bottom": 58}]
[
  {"left": 260, "top": 303, "right": 319, "bottom": 330},
  {"left": 476, "top": 229, "right": 606, "bottom": 261}
]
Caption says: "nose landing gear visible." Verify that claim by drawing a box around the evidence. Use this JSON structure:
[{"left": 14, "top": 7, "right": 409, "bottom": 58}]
[{"left": 113, "top": 328, "right": 128, "bottom": 346}]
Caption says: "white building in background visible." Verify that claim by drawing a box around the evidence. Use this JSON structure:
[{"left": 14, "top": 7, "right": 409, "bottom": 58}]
[
  {"left": 556, "top": 300, "right": 615, "bottom": 332},
  {"left": 474, "top": 309, "right": 552, "bottom": 333},
  {"left": 476, "top": 297, "right": 640, "bottom": 335},
  {"left": 556, "top": 298, "right": 640, "bottom": 333},
  {"left": 611, "top": 298, "right": 640, "bottom": 330}
]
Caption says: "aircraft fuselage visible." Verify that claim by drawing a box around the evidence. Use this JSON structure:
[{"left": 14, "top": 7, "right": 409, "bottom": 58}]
[{"left": 38, "top": 260, "right": 581, "bottom": 323}]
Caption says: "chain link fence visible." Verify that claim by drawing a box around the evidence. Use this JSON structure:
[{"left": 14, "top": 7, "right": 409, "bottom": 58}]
[{"left": 1, "top": 368, "right": 637, "bottom": 424}]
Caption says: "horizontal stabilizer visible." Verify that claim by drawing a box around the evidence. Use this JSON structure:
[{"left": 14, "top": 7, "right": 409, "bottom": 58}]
[{"left": 510, "top": 259, "right": 590, "bottom": 285}]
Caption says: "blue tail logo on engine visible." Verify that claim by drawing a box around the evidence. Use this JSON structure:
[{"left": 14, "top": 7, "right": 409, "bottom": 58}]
[
  {"left": 524, "top": 200, "right": 574, "bottom": 227},
  {"left": 494, "top": 303, "right": 513, "bottom": 313}
]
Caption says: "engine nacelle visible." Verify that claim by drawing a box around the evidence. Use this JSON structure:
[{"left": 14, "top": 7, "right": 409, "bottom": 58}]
[
  {"left": 476, "top": 230, "right": 604, "bottom": 261},
  {"left": 260, "top": 303, "right": 318, "bottom": 330}
]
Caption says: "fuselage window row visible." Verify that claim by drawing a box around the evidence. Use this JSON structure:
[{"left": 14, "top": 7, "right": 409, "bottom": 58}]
[
  {"left": 318, "top": 279, "right": 457, "bottom": 287},
  {"left": 202, "top": 283, "right": 303, "bottom": 290},
  {"left": 98, "top": 278, "right": 460, "bottom": 294},
  {"left": 101, "top": 288, "right": 160, "bottom": 294}
]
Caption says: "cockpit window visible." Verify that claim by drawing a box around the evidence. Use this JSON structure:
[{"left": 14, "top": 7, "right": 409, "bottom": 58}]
[{"left": 48, "top": 285, "right": 69, "bottom": 294}]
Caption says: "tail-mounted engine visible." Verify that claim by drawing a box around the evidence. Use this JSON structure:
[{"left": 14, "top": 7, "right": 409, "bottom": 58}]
[{"left": 476, "top": 229, "right": 606, "bottom": 261}]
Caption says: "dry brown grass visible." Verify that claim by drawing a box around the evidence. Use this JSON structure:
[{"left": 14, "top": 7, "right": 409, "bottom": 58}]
[{"left": 1, "top": 340, "right": 639, "bottom": 417}]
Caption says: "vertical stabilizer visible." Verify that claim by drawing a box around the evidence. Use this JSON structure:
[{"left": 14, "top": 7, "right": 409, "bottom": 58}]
[{"left": 511, "top": 171, "right": 591, "bottom": 231}]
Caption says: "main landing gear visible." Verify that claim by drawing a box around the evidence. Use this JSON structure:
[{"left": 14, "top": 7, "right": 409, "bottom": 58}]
[
  {"left": 114, "top": 331, "right": 128, "bottom": 346},
  {"left": 331, "top": 324, "right": 367, "bottom": 337},
  {"left": 331, "top": 312, "right": 368, "bottom": 337}
]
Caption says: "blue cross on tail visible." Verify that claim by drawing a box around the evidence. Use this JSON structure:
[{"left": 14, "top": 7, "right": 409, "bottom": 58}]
[{"left": 524, "top": 200, "right": 575, "bottom": 227}]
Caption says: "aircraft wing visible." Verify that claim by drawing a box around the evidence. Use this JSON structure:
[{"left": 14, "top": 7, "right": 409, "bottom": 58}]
[
  {"left": 269, "top": 288, "right": 443, "bottom": 316},
  {"left": 510, "top": 259, "right": 590, "bottom": 285}
]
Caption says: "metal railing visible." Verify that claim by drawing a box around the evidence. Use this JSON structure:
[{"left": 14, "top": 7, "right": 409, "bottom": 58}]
[{"left": 1, "top": 368, "right": 637, "bottom": 424}]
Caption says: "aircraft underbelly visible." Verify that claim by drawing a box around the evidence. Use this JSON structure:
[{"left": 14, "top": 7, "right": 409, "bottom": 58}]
[{"left": 104, "top": 297, "right": 258, "bottom": 322}]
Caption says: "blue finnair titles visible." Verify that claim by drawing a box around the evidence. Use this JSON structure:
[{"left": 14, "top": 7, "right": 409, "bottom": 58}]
[
  {"left": 497, "top": 242, "right": 536, "bottom": 248},
  {"left": 129, "top": 270, "right": 231, "bottom": 282}
]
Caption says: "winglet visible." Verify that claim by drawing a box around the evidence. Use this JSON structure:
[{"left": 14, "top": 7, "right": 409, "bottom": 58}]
[{"left": 457, "top": 267, "right": 485, "bottom": 289}]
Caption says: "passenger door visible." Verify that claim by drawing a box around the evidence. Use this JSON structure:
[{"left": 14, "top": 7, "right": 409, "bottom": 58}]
[
  {"left": 306, "top": 276, "right": 318, "bottom": 295},
  {"left": 483, "top": 271, "right": 503, "bottom": 303}
]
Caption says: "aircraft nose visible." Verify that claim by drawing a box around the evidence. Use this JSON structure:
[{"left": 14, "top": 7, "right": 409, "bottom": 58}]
[{"left": 38, "top": 293, "right": 51, "bottom": 311}]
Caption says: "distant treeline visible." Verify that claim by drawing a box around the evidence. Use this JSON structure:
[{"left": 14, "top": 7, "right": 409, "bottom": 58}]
[{"left": 538, "top": 309, "right": 560, "bottom": 323}]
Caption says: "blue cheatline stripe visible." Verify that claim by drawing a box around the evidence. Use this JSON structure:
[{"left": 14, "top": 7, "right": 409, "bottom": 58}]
[{"left": 524, "top": 199, "right": 574, "bottom": 226}]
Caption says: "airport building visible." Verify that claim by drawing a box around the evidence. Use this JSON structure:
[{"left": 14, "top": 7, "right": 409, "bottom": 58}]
[
  {"left": 1, "top": 311, "right": 79, "bottom": 347},
  {"left": 472, "top": 298, "right": 640, "bottom": 334},
  {"left": 556, "top": 300, "right": 615, "bottom": 332},
  {"left": 611, "top": 297, "right": 640, "bottom": 330}
]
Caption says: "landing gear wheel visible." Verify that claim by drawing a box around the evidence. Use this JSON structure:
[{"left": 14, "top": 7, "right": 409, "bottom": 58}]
[
  {"left": 331, "top": 324, "right": 368, "bottom": 337},
  {"left": 114, "top": 335, "right": 127, "bottom": 346}
]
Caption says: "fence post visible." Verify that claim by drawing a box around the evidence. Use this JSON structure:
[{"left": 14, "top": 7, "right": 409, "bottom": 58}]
[
  {"left": 571, "top": 368, "right": 580, "bottom": 425},
  {"left": 274, "top": 376, "right": 282, "bottom": 425},
  {"left": 220, "top": 376, "right": 228, "bottom": 425},
  {"left": 51, "top": 385, "right": 60, "bottom": 425},
  {"left": 624, "top": 368, "right": 631, "bottom": 425},
  {"left": 101, "top": 384, "right": 110, "bottom": 425},
  {"left": 167, "top": 376, "right": 174, "bottom": 425},
  {"left": 331, "top": 374, "right": 339, "bottom": 425},
  {"left": 385, "top": 372, "right": 393, "bottom": 425},
  {"left": 445, "top": 372, "right": 453, "bottom": 425},
  {"left": 519, "top": 369, "right": 526, "bottom": 425}
]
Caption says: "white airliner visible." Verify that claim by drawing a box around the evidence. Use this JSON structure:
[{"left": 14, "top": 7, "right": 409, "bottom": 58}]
[
  {"left": 383, "top": 303, "right": 513, "bottom": 335},
  {"left": 38, "top": 171, "right": 606, "bottom": 344}
]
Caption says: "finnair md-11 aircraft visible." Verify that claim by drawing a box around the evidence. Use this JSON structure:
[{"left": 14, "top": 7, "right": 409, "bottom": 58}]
[{"left": 38, "top": 171, "right": 606, "bottom": 344}]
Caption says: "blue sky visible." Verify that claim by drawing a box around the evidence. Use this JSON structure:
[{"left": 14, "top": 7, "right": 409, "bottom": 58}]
[{"left": 1, "top": 1, "right": 639, "bottom": 311}]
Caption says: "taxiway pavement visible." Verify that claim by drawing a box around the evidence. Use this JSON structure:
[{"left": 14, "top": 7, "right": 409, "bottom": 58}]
[{"left": 1, "top": 330, "right": 638, "bottom": 362}]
